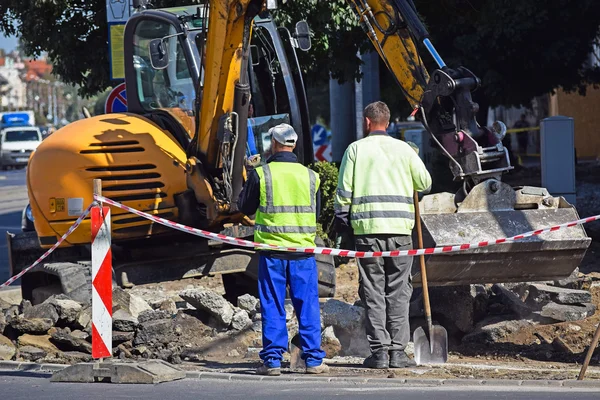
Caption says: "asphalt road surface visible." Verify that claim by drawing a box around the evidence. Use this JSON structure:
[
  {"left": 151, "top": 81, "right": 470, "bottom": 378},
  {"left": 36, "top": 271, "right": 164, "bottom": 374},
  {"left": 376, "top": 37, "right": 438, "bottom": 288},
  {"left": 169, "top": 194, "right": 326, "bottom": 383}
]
[
  {"left": 0, "top": 168, "right": 28, "bottom": 282},
  {"left": 0, "top": 374, "right": 598, "bottom": 400}
]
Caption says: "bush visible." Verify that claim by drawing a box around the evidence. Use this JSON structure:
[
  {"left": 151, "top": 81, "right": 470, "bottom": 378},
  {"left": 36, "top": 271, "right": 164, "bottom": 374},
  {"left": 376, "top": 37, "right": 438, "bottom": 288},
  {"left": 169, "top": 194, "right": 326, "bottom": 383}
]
[{"left": 309, "top": 161, "right": 339, "bottom": 246}]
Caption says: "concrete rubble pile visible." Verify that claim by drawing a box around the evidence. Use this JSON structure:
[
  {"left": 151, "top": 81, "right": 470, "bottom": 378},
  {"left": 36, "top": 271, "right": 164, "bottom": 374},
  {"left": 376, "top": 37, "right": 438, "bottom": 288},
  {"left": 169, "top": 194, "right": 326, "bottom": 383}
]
[
  {"left": 1, "top": 267, "right": 598, "bottom": 366},
  {"left": 458, "top": 269, "right": 599, "bottom": 349},
  {"left": 0, "top": 286, "right": 265, "bottom": 364}
]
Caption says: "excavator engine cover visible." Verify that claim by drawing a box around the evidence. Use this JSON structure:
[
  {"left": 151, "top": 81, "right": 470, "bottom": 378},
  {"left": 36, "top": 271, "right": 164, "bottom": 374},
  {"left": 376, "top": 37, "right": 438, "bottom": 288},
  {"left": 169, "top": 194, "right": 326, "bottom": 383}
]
[{"left": 411, "top": 180, "right": 590, "bottom": 287}]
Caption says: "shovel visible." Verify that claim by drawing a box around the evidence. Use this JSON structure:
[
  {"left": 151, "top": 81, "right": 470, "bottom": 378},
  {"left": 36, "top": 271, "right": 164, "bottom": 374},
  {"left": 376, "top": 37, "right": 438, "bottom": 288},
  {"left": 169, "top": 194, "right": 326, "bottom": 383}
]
[{"left": 412, "top": 191, "right": 448, "bottom": 365}]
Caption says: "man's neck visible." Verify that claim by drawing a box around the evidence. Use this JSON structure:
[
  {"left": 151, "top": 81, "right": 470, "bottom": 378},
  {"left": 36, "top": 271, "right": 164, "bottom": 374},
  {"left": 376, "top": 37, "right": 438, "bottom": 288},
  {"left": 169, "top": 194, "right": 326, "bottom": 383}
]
[{"left": 368, "top": 128, "right": 388, "bottom": 136}]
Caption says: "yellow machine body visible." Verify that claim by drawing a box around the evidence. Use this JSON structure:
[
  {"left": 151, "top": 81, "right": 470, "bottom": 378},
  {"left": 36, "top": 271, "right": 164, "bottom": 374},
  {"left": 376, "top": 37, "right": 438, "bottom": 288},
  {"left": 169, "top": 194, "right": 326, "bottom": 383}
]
[{"left": 27, "top": 113, "right": 188, "bottom": 247}]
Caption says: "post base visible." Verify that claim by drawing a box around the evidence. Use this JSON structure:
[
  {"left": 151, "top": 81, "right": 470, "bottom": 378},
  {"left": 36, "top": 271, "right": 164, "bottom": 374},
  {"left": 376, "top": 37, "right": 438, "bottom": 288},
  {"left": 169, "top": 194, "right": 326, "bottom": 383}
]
[{"left": 50, "top": 359, "right": 186, "bottom": 384}]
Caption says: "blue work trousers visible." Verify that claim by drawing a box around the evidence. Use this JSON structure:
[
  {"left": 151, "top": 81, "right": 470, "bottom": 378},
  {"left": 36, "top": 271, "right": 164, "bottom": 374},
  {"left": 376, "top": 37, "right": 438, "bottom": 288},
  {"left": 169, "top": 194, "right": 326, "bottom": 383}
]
[{"left": 258, "top": 254, "right": 325, "bottom": 368}]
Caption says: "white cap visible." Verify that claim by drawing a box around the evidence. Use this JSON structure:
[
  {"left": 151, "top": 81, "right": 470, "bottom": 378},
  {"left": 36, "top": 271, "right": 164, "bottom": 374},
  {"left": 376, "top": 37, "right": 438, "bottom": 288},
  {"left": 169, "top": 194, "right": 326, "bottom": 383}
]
[{"left": 269, "top": 123, "right": 298, "bottom": 147}]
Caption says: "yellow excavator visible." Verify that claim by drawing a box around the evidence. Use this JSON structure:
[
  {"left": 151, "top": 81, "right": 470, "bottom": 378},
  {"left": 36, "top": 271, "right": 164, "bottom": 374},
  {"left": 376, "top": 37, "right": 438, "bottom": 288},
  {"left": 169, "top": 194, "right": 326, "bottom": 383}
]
[{"left": 8, "top": 0, "right": 589, "bottom": 305}]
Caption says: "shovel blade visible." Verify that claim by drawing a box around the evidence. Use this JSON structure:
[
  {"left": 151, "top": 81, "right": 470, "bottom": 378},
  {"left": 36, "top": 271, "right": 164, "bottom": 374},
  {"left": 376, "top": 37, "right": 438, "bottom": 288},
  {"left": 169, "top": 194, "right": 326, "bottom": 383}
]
[{"left": 413, "top": 325, "right": 448, "bottom": 365}]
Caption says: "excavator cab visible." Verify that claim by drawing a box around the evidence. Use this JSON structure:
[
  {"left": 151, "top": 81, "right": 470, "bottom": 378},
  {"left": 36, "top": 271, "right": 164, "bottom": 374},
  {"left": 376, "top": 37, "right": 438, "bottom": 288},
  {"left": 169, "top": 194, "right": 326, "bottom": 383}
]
[{"left": 123, "top": 5, "right": 312, "bottom": 164}]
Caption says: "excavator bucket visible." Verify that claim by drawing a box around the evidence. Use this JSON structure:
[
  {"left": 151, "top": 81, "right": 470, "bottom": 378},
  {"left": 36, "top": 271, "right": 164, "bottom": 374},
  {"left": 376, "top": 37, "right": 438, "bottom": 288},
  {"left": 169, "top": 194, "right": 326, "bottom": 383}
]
[{"left": 411, "top": 180, "right": 591, "bottom": 287}]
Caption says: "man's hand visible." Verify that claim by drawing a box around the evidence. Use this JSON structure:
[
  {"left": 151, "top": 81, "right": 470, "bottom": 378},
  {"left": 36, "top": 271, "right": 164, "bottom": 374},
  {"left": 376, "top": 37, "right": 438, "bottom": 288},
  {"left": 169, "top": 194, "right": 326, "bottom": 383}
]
[
  {"left": 335, "top": 230, "right": 354, "bottom": 249},
  {"left": 245, "top": 154, "right": 261, "bottom": 168}
]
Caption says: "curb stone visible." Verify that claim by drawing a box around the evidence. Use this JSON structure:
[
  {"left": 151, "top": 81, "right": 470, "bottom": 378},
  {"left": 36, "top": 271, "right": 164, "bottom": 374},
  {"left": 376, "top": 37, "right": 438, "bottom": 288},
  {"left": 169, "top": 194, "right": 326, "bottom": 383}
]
[{"left": 1, "top": 361, "right": 600, "bottom": 388}]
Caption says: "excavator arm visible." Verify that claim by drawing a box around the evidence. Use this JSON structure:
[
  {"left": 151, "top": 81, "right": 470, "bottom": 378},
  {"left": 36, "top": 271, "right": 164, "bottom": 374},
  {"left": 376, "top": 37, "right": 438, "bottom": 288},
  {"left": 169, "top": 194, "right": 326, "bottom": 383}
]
[
  {"left": 185, "top": 0, "right": 510, "bottom": 226},
  {"left": 346, "top": 0, "right": 512, "bottom": 188},
  {"left": 185, "top": 0, "right": 264, "bottom": 225}
]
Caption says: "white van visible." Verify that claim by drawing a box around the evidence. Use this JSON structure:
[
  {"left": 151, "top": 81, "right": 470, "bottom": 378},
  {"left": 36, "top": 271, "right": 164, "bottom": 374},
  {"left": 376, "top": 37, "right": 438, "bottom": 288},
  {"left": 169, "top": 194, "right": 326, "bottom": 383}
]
[{"left": 0, "top": 126, "right": 43, "bottom": 169}]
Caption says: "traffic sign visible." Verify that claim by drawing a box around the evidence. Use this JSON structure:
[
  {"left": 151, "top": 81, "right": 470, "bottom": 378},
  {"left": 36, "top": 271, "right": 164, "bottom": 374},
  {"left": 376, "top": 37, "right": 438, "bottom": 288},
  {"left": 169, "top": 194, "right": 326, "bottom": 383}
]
[
  {"left": 315, "top": 144, "right": 332, "bottom": 162},
  {"left": 105, "top": 83, "right": 127, "bottom": 114},
  {"left": 311, "top": 124, "right": 328, "bottom": 146}
]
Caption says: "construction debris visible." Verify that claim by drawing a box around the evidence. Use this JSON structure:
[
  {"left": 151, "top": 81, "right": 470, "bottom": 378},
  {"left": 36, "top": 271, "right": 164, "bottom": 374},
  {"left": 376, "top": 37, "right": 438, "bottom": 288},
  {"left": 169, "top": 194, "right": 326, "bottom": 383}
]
[
  {"left": 113, "top": 287, "right": 152, "bottom": 319},
  {"left": 9, "top": 316, "right": 54, "bottom": 334},
  {"left": 237, "top": 294, "right": 260, "bottom": 315},
  {"left": 50, "top": 327, "right": 92, "bottom": 353},
  {"left": 18, "top": 345, "right": 46, "bottom": 361},
  {"left": 0, "top": 334, "right": 16, "bottom": 360},
  {"left": 540, "top": 302, "right": 596, "bottom": 322},
  {"left": 0, "top": 265, "right": 597, "bottom": 373},
  {"left": 321, "top": 299, "right": 370, "bottom": 357},
  {"left": 50, "top": 297, "right": 83, "bottom": 325},
  {"left": 491, "top": 284, "right": 533, "bottom": 318},
  {"left": 230, "top": 308, "right": 252, "bottom": 331},
  {"left": 462, "top": 318, "right": 533, "bottom": 344},
  {"left": 180, "top": 288, "right": 234, "bottom": 326},
  {"left": 112, "top": 309, "right": 138, "bottom": 332},
  {"left": 527, "top": 284, "right": 592, "bottom": 306},
  {"left": 23, "top": 301, "right": 59, "bottom": 325},
  {"left": 321, "top": 326, "right": 342, "bottom": 358},
  {"left": 17, "top": 334, "right": 60, "bottom": 355}
]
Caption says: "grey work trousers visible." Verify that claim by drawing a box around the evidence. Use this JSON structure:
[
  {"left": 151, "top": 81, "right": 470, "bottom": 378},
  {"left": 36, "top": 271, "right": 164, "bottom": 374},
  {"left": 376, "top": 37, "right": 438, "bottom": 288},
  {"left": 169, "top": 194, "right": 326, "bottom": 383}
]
[{"left": 355, "top": 234, "right": 413, "bottom": 353}]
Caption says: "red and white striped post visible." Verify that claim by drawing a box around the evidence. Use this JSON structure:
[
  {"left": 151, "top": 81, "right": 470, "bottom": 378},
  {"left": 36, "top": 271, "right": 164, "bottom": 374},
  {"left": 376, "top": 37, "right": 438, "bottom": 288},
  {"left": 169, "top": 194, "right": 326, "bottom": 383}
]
[{"left": 91, "top": 179, "right": 112, "bottom": 358}]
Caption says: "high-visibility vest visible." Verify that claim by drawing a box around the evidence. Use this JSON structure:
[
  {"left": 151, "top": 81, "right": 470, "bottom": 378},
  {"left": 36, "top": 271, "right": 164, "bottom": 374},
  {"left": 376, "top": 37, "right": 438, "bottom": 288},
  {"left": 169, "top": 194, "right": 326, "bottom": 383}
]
[
  {"left": 254, "top": 162, "right": 320, "bottom": 247},
  {"left": 335, "top": 133, "right": 432, "bottom": 235}
]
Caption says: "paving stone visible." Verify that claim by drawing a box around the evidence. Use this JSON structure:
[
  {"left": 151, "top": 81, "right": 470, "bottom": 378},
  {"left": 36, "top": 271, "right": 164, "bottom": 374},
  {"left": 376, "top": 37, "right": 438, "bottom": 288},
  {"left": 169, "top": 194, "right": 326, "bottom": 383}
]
[
  {"left": 180, "top": 289, "right": 234, "bottom": 326},
  {"left": 133, "top": 319, "right": 175, "bottom": 346},
  {"left": 17, "top": 334, "right": 60, "bottom": 355},
  {"left": 18, "top": 345, "right": 46, "bottom": 362},
  {"left": 9, "top": 316, "right": 53, "bottom": 334},
  {"left": 527, "top": 284, "right": 592, "bottom": 307},
  {"left": 492, "top": 284, "right": 532, "bottom": 318},
  {"left": 462, "top": 317, "right": 531, "bottom": 344},
  {"left": 230, "top": 309, "right": 252, "bottom": 331},
  {"left": 540, "top": 302, "right": 596, "bottom": 322},
  {"left": 113, "top": 287, "right": 152, "bottom": 318},
  {"left": 50, "top": 327, "right": 92, "bottom": 354},
  {"left": 74, "top": 306, "right": 91, "bottom": 330},
  {"left": 0, "top": 334, "right": 15, "bottom": 360},
  {"left": 23, "top": 302, "right": 59, "bottom": 325},
  {"left": 50, "top": 297, "right": 83, "bottom": 324},
  {"left": 113, "top": 309, "right": 138, "bottom": 332},
  {"left": 113, "top": 331, "right": 135, "bottom": 343},
  {"left": 237, "top": 294, "right": 259, "bottom": 315},
  {"left": 322, "top": 299, "right": 370, "bottom": 357}
]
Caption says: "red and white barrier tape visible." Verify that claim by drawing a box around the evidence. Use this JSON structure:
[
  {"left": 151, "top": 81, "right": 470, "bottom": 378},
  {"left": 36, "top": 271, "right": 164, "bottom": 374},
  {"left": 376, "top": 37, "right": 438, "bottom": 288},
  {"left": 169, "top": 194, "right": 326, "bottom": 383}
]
[
  {"left": 1, "top": 203, "right": 94, "bottom": 288},
  {"left": 94, "top": 194, "right": 599, "bottom": 258}
]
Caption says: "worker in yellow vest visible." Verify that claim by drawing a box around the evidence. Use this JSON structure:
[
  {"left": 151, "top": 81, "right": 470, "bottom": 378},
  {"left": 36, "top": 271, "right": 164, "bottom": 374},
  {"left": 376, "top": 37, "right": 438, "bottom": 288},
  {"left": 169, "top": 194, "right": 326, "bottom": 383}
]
[
  {"left": 334, "top": 101, "right": 432, "bottom": 369},
  {"left": 238, "top": 123, "right": 329, "bottom": 376}
]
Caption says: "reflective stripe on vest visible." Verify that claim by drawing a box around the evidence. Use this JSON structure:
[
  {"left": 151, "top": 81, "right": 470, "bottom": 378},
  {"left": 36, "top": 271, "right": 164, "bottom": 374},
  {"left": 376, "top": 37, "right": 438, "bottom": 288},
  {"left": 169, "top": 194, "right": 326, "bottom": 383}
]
[{"left": 254, "top": 162, "right": 320, "bottom": 247}]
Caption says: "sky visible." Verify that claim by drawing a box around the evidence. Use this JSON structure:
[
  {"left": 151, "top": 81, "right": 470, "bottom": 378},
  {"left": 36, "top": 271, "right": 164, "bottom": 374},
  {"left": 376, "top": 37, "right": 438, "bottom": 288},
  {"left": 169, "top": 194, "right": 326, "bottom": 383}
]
[{"left": 0, "top": 34, "right": 18, "bottom": 53}]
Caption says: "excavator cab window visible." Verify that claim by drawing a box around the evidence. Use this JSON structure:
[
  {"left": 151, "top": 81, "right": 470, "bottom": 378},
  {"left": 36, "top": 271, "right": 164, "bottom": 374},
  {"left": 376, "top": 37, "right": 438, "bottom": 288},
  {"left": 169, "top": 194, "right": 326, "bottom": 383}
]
[
  {"left": 245, "top": 21, "right": 310, "bottom": 164},
  {"left": 132, "top": 19, "right": 196, "bottom": 114}
]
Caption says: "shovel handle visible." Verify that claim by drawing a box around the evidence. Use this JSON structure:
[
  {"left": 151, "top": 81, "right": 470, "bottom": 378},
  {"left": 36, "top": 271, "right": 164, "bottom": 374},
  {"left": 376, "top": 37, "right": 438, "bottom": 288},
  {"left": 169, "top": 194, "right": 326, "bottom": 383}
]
[{"left": 414, "top": 191, "right": 433, "bottom": 331}]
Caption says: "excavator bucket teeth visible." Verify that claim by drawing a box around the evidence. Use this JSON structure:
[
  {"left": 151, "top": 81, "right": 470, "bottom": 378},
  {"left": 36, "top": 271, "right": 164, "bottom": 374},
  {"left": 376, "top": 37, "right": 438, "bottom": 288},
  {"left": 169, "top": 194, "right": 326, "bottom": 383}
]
[{"left": 411, "top": 182, "right": 591, "bottom": 287}]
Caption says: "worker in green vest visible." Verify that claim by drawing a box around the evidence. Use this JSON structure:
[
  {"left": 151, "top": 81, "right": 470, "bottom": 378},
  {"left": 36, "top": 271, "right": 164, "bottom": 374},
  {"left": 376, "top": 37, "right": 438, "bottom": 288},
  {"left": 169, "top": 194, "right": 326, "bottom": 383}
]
[
  {"left": 238, "top": 123, "right": 329, "bottom": 376},
  {"left": 334, "top": 101, "right": 432, "bottom": 369}
]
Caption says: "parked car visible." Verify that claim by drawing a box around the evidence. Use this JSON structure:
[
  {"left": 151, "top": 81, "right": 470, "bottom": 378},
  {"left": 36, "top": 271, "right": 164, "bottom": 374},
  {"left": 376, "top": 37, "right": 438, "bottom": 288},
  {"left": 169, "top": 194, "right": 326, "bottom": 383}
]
[{"left": 0, "top": 126, "right": 43, "bottom": 169}]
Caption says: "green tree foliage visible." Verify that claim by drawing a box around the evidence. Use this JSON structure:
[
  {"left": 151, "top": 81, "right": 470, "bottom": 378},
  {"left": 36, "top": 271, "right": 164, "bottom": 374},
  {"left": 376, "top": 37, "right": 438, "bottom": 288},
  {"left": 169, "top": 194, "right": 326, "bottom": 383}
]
[
  {"left": 2, "top": 0, "right": 600, "bottom": 108},
  {"left": 309, "top": 161, "right": 339, "bottom": 244},
  {"left": 273, "top": 0, "right": 368, "bottom": 84},
  {"left": 414, "top": 0, "right": 600, "bottom": 107},
  {"left": 0, "top": 0, "right": 193, "bottom": 97}
]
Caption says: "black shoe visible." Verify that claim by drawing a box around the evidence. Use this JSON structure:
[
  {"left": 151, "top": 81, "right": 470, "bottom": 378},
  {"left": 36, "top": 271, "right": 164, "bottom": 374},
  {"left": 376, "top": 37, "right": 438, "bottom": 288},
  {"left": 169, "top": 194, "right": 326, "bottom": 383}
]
[
  {"left": 363, "top": 349, "right": 389, "bottom": 369},
  {"left": 389, "top": 350, "right": 416, "bottom": 368}
]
